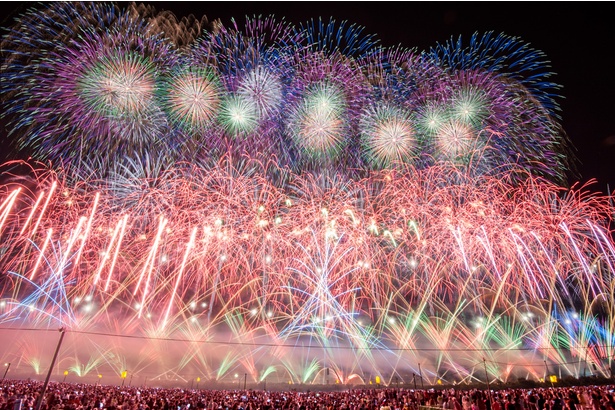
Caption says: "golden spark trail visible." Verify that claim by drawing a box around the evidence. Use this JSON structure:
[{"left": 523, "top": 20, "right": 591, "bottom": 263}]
[
  {"left": 104, "top": 215, "right": 129, "bottom": 292},
  {"left": 0, "top": 188, "right": 21, "bottom": 235},
  {"left": 588, "top": 221, "right": 615, "bottom": 274},
  {"left": 29, "top": 228, "right": 52, "bottom": 281},
  {"left": 93, "top": 213, "right": 125, "bottom": 287},
  {"left": 30, "top": 180, "right": 57, "bottom": 239},
  {"left": 73, "top": 191, "right": 100, "bottom": 273},
  {"left": 19, "top": 190, "right": 44, "bottom": 236},
  {"left": 161, "top": 226, "right": 197, "bottom": 330},
  {"left": 135, "top": 215, "right": 168, "bottom": 317},
  {"left": 560, "top": 222, "right": 601, "bottom": 297}
]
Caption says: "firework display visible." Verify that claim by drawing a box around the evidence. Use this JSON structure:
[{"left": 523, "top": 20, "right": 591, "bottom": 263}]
[{"left": 0, "top": 2, "right": 613, "bottom": 387}]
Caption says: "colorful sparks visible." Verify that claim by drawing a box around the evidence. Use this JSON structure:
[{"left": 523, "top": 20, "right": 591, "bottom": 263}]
[{"left": 0, "top": 2, "right": 612, "bottom": 387}]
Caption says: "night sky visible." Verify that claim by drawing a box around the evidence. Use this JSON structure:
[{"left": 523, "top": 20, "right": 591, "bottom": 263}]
[{"left": 1, "top": 2, "right": 613, "bottom": 193}]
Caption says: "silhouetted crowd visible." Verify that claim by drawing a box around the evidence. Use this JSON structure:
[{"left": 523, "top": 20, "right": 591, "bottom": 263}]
[{"left": 1, "top": 379, "right": 615, "bottom": 410}]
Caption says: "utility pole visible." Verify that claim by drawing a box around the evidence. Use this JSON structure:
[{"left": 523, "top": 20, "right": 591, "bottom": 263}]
[
  {"left": 544, "top": 360, "right": 553, "bottom": 387},
  {"left": 418, "top": 363, "right": 424, "bottom": 389},
  {"left": 35, "top": 328, "right": 66, "bottom": 410},
  {"left": 2, "top": 363, "right": 10, "bottom": 380},
  {"left": 483, "top": 358, "right": 493, "bottom": 405}
]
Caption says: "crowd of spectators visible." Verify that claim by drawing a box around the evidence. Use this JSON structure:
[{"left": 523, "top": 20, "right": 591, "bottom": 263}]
[{"left": 1, "top": 379, "right": 614, "bottom": 410}]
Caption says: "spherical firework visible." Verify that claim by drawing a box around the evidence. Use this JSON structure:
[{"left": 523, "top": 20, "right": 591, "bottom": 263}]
[
  {"left": 359, "top": 103, "right": 419, "bottom": 169},
  {"left": 237, "top": 65, "right": 284, "bottom": 121},
  {"left": 218, "top": 93, "right": 260, "bottom": 137},
  {"left": 159, "top": 65, "right": 223, "bottom": 134},
  {"left": 449, "top": 86, "right": 490, "bottom": 129},
  {"left": 414, "top": 101, "right": 447, "bottom": 135},
  {"left": 423, "top": 32, "right": 577, "bottom": 183},
  {"left": 1, "top": 2, "right": 179, "bottom": 173},
  {"left": 427, "top": 31, "right": 562, "bottom": 119},
  {"left": 287, "top": 82, "right": 348, "bottom": 159},
  {"left": 432, "top": 120, "right": 481, "bottom": 163},
  {"left": 76, "top": 49, "right": 164, "bottom": 139}
]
